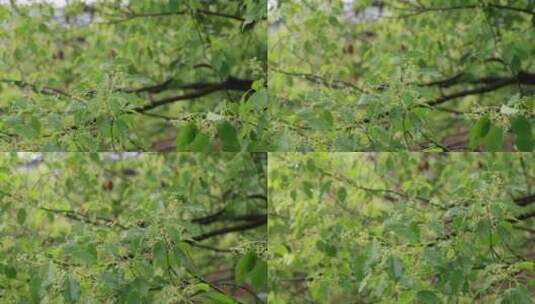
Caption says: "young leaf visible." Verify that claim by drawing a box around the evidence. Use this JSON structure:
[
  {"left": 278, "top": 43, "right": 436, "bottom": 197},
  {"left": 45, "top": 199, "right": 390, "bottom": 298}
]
[
  {"left": 205, "top": 292, "right": 237, "bottom": 304},
  {"left": 62, "top": 276, "right": 81, "bottom": 303},
  {"left": 316, "top": 240, "right": 337, "bottom": 257},
  {"left": 3, "top": 265, "right": 17, "bottom": 279},
  {"left": 17, "top": 208, "right": 26, "bottom": 225},
  {"left": 152, "top": 241, "right": 167, "bottom": 269},
  {"left": 189, "top": 132, "right": 211, "bottom": 152},
  {"left": 99, "top": 272, "right": 120, "bottom": 290},
  {"left": 176, "top": 123, "right": 198, "bottom": 150},
  {"left": 469, "top": 116, "right": 491, "bottom": 149},
  {"left": 387, "top": 255, "right": 403, "bottom": 281},
  {"left": 484, "top": 126, "right": 504, "bottom": 151},
  {"left": 416, "top": 290, "right": 441, "bottom": 304},
  {"left": 217, "top": 121, "right": 241, "bottom": 151},
  {"left": 249, "top": 260, "right": 267, "bottom": 290},
  {"left": 235, "top": 251, "right": 257, "bottom": 284},
  {"left": 336, "top": 187, "right": 347, "bottom": 202},
  {"left": 511, "top": 116, "right": 534, "bottom": 151}
]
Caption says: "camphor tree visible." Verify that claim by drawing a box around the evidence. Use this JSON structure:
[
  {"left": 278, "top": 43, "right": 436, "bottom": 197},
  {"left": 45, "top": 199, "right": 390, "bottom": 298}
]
[
  {"left": 268, "top": 153, "right": 534, "bottom": 303},
  {"left": 0, "top": 0, "right": 267, "bottom": 151},
  {"left": 269, "top": 0, "right": 534, "bottom": 151},
  {"left": 0, "top": 153, "right": 267, "bottom": 303}
]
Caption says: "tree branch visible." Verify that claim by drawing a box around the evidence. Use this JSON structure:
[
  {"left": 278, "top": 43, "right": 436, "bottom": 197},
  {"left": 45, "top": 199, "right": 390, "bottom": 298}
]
[
  {"left": 0, "top": 78, "right": 84, "bottom": 102},
  {"left": 192, "top": 212, "right": 266, "bottom": 225},
  {"left": 516, "top": 210, "right": 535, "bottom": 221},
  {"left": 514, "top": 194, "right": 535, "bottom": 207},
  {"left": 193, "top": 216, "right": 266, "bottom": 241},
  {"left": 132, "top": 77, "right": 253, "bottom": 113},
  {"left": 426, "top": 71, "right": 535, "bottom": 107},
  {"left": 38, "top": 207, "right": 128, "bottom": 230},
  {"left": 395, "top": 4, "right": 535, "bottom": 18},
  {"left": 107, "top": 9, "right": 246, "bottom": 24},
  {"left": 272, "top": 68, "right": 365, "bottom": 92}
]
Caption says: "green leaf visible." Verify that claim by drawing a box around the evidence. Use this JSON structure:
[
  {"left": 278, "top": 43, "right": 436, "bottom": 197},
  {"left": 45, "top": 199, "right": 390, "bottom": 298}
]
[
  {"left": 14, "top": 48, "right": 23, "bottom": 61},
  {"left": 29, "top": 116, "right": 41, "bottom": 137},
  {"left": 511, "top": 116, "right": 534, "bottom": 151},
  {"left": 328, "top": 16, "right": 339, "bottom": 26},
  {"left": 62, "top": 276, "right": 81, "bottom": 303},
  {"left": 416, "top": 290, "right": 441, "bottom": 304},
  {"left": 387, "top": 255, "right": 403, "bottom": 281},
  {"left": 189, "top": 132, "right": 211, "bottom": 152},
  {"left": 30, "top": 275, "right": 42, "bottom": 304},
  {"left": 336, "top": 187, "right": 347, "bottom": 202},
  {"left": 250, "top": 89, "right": 268, "bottom": 110},
  {"left": 13, "top": 122, "right": 38, "bottom": 139},
  {"left": 168, "top": 0, "right": 179, "bottom": 11},
  {"left": 484, "top": 126, "right": 504, "bottom": 151},
  {"left": 17, "top": 208, "right": 26, "bottom": 225},
  {"left": 114, "top": 117, "right": 129, "bottom": 139},
  {"left": 500, "top": 286, "right": 532, "bottom": 304},
  {"left": 125, "top": 289, "right": 142, "bottom": 304},
  {"left": 316, "top": 240, "right": 337, "bottom": 257},
  {"left": 172, "top": 242, "right": 195, "bottom": 272},
  {"left": 235, "top": 251, "right": 257, "bottom": 284},
  {"left": 249, "top": 260, "right": 267, "bottom": 291},
  {"left": 213, "top": 52, "right": 231, "bottom": 77},
  {"left": 176, "top": 123, "right": 198, "bottom": 150},
  {"left": 510, "top": 55, "right": 521, "bottom": 74},
  {"left": 320, "top": 110, "right": 334, "bottom": 129},
  {"left": 205, "top": 292, "right": 237, "bottom": 304},
  {"left": 152, "top": 241, "right": 167, "bottom": 269},
  {"left": 39, "top": 262, "right": 56, "bottom": 289},
  {"left": 99, "top": 272, "right": 120, "bottom": 290},
  {"left": 302, "top": 181, "right": 314, "bottom": 198},
  {"left": 3, "top": 265, "right": 16, "bottom": 279},
  {"left": 469, "top": 116, "right": 491, "bottom": 149},
  {"left": 217, "top": 121, "right": 241, "bottom": 151},
  {"left": 70, "top": 243, "right": 97, "bottom": 265}
]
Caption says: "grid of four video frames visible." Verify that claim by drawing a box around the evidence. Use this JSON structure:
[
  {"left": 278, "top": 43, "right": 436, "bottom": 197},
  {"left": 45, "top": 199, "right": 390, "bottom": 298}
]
[{"left": 0, "top": 0, "right": 533, "bottom": 303}]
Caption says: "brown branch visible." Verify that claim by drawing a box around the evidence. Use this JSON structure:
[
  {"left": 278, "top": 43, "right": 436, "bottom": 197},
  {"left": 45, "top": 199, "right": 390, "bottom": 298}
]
[
  {"left": 122, "top": 78, "right": 245, "bottom": 95},
  {"left": 487, "top": 4, "right": 535, "bottom": 16},
  {"left": 425, "top": 71, "right": 535, "bottom": 107},
  {"left": 38, "top": 207, "right": 128, "bottom": 230},
  {"left": 425, "top": 77, "right": 518, "bottom": 107},
  {"left": 192, "top": 209, "right": 227, "bottom": 225},
  {"left": 40, "top": 206, "right": 266, "bottom": 243},
  {"left": 420, "top": 72, "right": 465, "bottom": 88},
  {"left": 318, "top": 167, "right": 431, "bottom": 204},
  {"left": 516, "top": 210, "right": 535, "bottom": 221},
  {"left": 185, "top": 241, "right": 233, "bottom": 253},
  {"left": 193, "top": 216, "right": 266, "bottom": 241},
  {"left": 132, "top": 77, "right": 253, "bottom": 113},
  {"left": 0, "top": 78, "right": 84, "bottom": 101},
  {"left": 121, "top": 78, "right": 175, "bottom": 94},
  {"left": 247, "top": 193, "right": 267, "bottom": 201},
  {"left": 514, "top": 194, "right": 535, "bottom": 207},
  {"left": 193, "top": 212, "right": 266, "bottom": 225},
  {"left": 107, "top": 9, "right": 246, "bottom": 24},
  {"left": 272, "top": 68, "right": 365, "bottom": 93},
  {"left": 395, "top": 4, "right": 535, "bottom": 18}
]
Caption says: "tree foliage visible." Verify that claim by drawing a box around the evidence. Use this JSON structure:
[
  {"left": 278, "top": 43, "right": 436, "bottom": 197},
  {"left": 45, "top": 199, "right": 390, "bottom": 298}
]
[
  {"left": 268, "top": 153, "right": 534, "bottom": 303},
  {"left": 0, "top": 152, "right": 267, "bottom": 303},
  {"left": 0, "top": 0, "right": 267, "bottom": 151},
  {"left": 269, "top": 0, "right": 534, "bottom": 151}
]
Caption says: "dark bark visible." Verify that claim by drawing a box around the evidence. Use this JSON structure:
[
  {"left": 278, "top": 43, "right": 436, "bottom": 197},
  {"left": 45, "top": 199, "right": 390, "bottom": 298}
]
[{"left": 132, "top": 77, "right": 253, "bottom": 113}]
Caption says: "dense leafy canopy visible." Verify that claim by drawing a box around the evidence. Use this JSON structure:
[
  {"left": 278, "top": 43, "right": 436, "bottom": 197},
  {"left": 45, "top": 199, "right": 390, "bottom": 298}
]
[
  {"left": 269, "top": 0, "right": 534, "bottom": 151},
  {"left": 0, "top": 0, "right": 267, "bottom": 151},
  {"left": 0, "top": 153, "right": 267, "bottom": 303},
  {"left": 268, "top": 153, "right": 534, "bottom": 303}
]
